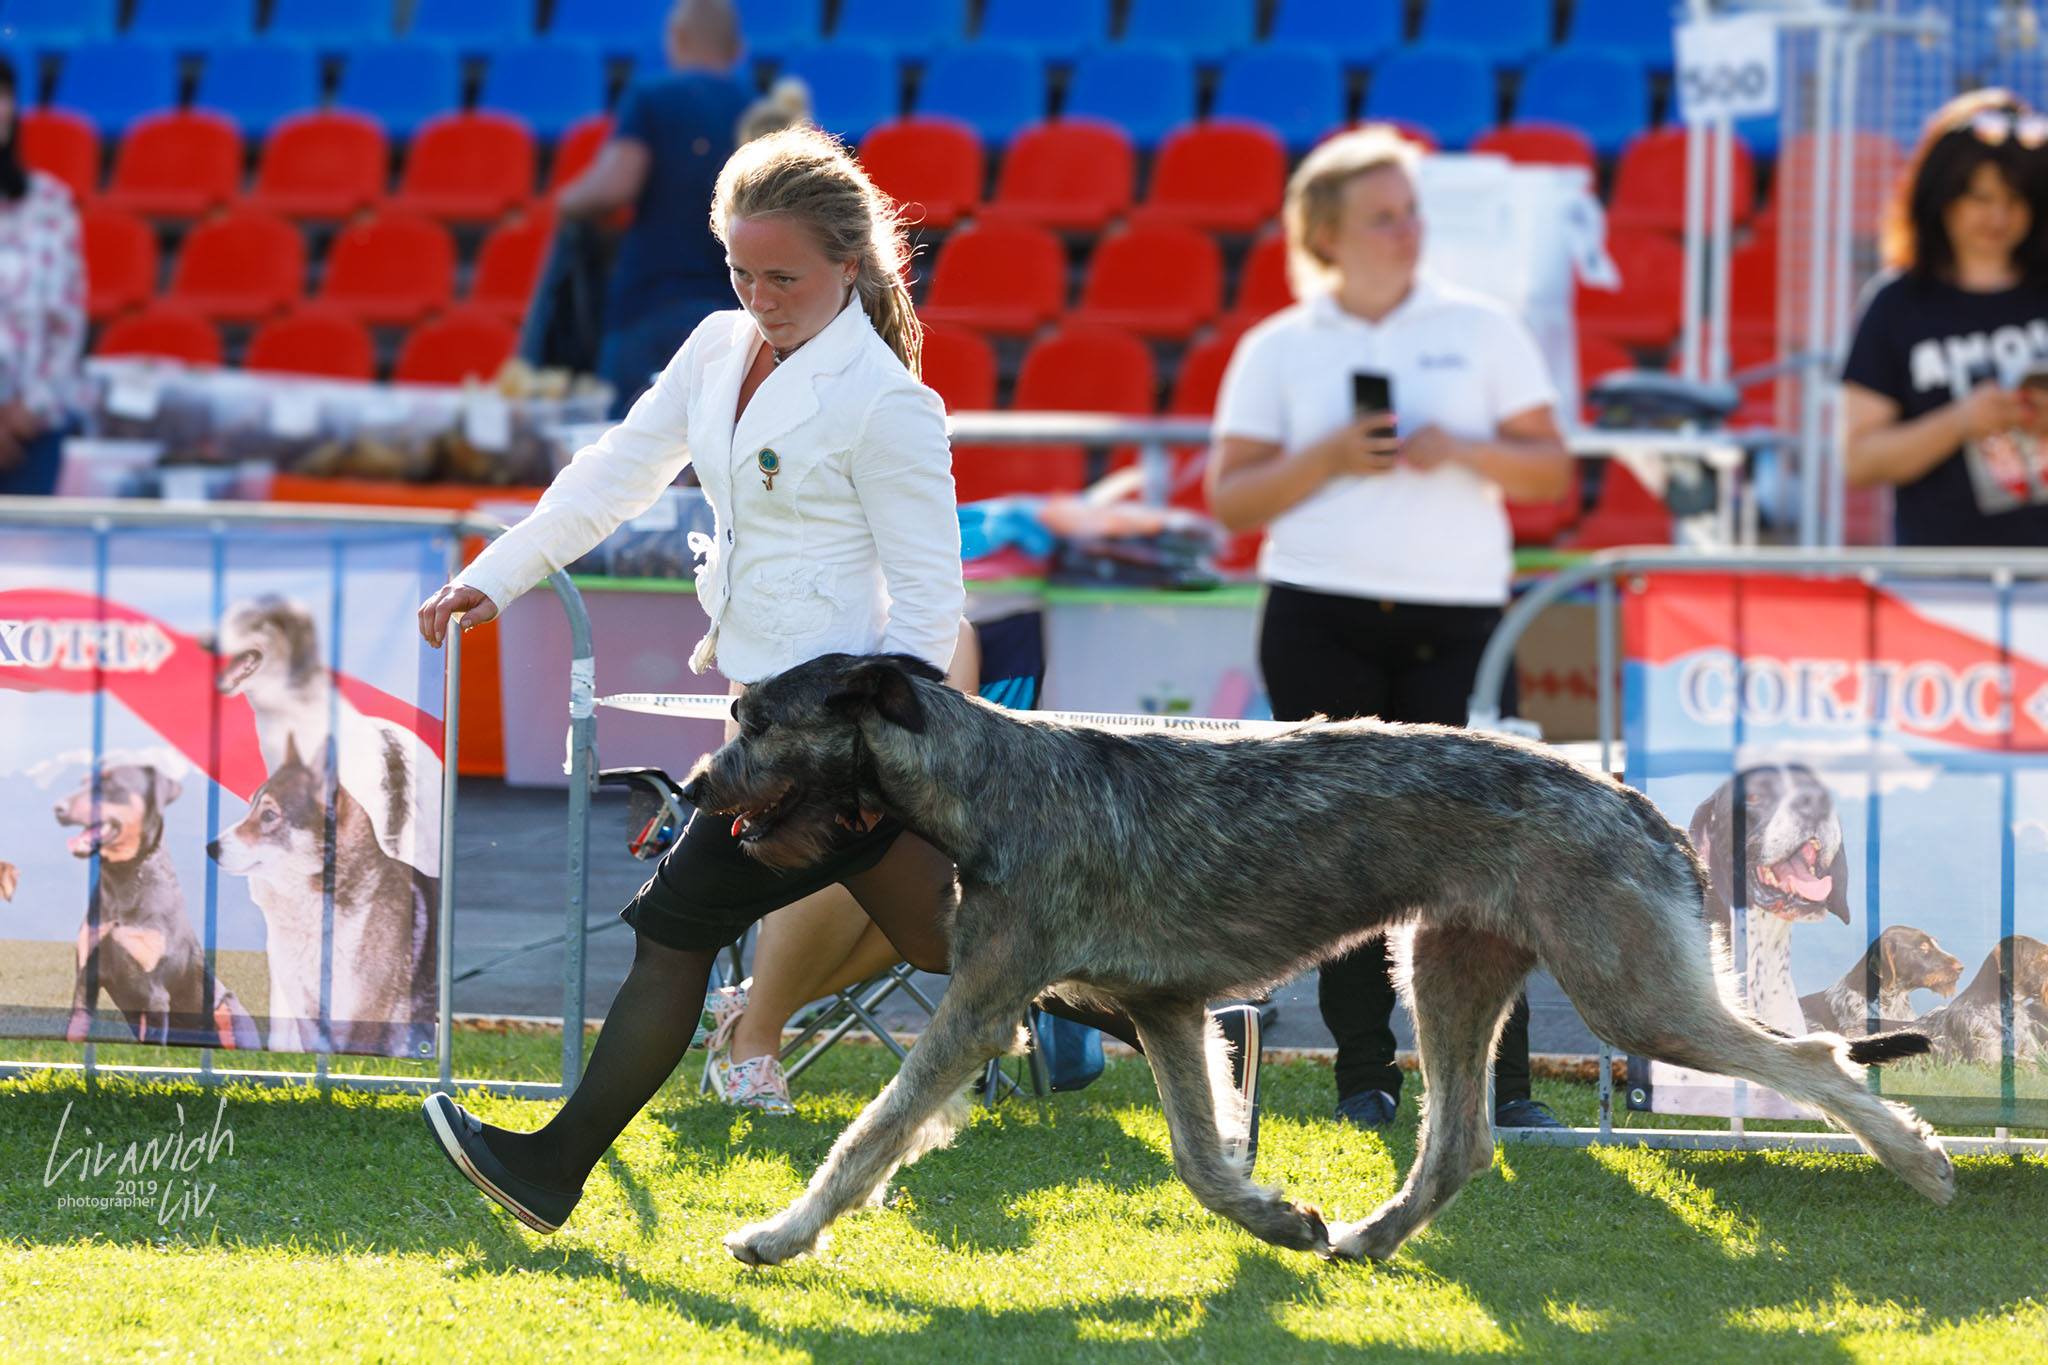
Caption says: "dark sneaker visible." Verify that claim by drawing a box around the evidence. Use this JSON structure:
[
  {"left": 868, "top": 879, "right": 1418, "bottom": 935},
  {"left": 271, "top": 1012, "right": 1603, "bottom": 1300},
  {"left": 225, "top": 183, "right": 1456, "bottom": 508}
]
[
  {"left": 1494, "top": 1097, "right": 1567, "bottom": 1130},
  {"left": 421, "top": 1092, "right": 582, "bottom": 1234},
  {"left": 1210, "top": 1003, "right": 1262, "bottom": 1170},
  {"left": 1335, "top": 1089, "right": 1399, "bottom": 1127}
]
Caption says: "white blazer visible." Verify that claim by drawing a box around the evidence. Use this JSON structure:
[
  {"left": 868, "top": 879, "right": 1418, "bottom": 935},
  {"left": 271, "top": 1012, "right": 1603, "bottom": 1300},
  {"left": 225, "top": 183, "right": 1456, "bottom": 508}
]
[{"left": 455, "top": 298, "right": 964, "bottom": 683}]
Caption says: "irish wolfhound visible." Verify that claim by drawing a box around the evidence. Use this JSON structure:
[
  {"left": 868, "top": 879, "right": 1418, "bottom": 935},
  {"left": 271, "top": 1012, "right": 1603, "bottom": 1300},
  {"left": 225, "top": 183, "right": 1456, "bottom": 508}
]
[{"left": 682, "top": 654, "right": 1953, "bottom": 1266}]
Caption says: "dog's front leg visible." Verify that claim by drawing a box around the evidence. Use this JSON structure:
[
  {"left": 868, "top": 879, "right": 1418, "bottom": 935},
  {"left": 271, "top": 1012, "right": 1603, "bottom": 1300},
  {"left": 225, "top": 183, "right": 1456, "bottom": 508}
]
[{"left": 726, "top": 957, "right": 1037, "bottom": 1267}]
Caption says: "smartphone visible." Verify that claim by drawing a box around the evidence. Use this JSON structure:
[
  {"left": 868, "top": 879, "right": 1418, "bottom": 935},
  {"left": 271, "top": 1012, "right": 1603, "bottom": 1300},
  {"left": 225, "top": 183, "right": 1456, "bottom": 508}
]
[{"left": 1352, "top": 370, "right": 1393, "bottom": 418}]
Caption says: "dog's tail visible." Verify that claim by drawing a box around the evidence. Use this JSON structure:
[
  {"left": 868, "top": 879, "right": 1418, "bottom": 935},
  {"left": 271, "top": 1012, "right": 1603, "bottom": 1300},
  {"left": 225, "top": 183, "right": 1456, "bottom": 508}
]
[{"left": 1845, "top": 1030, "right": 1933, "bottom": 1067}]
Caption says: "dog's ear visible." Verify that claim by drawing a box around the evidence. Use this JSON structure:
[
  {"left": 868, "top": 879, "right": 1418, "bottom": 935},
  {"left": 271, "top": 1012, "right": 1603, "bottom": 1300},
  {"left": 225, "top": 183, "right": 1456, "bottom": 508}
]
[
  {"left": 1877, "top": 929, "right": 1899, "bottom": 989},
  {"left": 826, "top": 657, "right": 928, "bottom": 733},
  {"left": 1824, "top": 841, "right": 1851, "bottom": 923},
  {"left": 148, "top": 767, "right": 183, "bottom": 810}
]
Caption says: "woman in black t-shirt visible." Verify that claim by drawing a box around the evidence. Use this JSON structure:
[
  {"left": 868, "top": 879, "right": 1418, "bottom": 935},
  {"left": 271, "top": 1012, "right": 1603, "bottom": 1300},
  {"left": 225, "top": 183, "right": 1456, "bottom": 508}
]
[{"left": 1842, "top": 89, "right": 2048, "bottom": 546}]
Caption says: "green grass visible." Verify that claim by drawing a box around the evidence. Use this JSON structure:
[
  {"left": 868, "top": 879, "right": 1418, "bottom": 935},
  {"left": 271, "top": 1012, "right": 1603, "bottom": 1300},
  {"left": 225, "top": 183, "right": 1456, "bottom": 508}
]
[{"left": 4, "top": 1026, "right": 2047, "bottom": 1363}]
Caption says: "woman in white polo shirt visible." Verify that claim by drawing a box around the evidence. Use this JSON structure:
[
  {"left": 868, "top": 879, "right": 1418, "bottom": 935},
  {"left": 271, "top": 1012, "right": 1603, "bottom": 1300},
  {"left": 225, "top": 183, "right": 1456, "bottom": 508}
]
[{"left": 1207, "top": 124, "right": 1574, "bottom": 1132}]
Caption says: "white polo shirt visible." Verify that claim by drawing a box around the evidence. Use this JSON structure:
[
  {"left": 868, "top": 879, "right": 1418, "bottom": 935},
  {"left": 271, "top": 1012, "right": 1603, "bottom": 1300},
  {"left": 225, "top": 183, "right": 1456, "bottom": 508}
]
[{"left": 1213, "top": 276, "right": 1559, "bottom": 606}]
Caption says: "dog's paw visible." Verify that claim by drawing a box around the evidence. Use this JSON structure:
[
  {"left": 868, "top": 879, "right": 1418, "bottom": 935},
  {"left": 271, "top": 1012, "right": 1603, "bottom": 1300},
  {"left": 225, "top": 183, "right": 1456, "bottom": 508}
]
[
  {"left": 724, "top": 1217, "right": 818, "bottom": 1267},
  {"left": 1323, "top": 1217, "right": 1404, "bottom": 1263}
]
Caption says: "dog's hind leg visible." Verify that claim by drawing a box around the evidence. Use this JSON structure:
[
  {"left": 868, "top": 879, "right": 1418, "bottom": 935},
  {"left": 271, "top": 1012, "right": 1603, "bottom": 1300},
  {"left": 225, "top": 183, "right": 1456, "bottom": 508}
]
[
  {"left": 1330, "top": 925, "right": 1533, "bottom": 1263},
  {"left": 1548, "top": 901, "right": 1955, "bottom": 1205},
  {"left": 1125, "top": 1001, "right": 1330, "bottom": 1254},
  {"left": 724, "top": 954, "right": 1041, "bottom": 1267}
]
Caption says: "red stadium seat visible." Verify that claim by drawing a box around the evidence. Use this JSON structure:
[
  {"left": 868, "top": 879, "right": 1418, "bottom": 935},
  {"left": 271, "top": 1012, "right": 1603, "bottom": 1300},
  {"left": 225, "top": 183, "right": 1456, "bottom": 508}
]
[
  {"left": 915, "top": 319, "right": 996, "bottom": 412},
  {"left": 96, "top": 304, "right": 222, "bottom": 365},
  {"left": 1474, "top": 122, "right": 1597, "bottom": 175},
  {"left": 921, "top": 219, "right": 1068, "bottom": 335},
  {"left": 1133, "top": 120, "right": 1286, "bottom": 234},
  {"left": 1164, "top": 324, "right": 1264, "bottom": 569},
  {"left": 80, "top": 206, "right": 158, "bottom": 321},
  {"left": 1222, "top": 228, "right": 1292, "bottom": 333},
  {"left": 245, "top": 111, "right": 389, "bottom": 220},
  {"left": 1755, "top": 131, "right": 1905, "bottom": 238},
  {"left": 391, "top": 111, "right": 537, "bottom": 223},
  {"left": 395, "top": 307, "right": 519, "bottom": 385},
  {"left": 547, "top": 113, "right": 612, "bottom": 194},
  {"left": 20, "top": 109, "right": 101, "bottom": 203},
  {"left": 1731, "top": 233, "right": 1776, "bottom": 343},
  {"left": 1071, "top": 221, "right": 1223, "bottom": 339},
  {"left": 956, "top": 324, "right": 1156, "bottom": 500},
  {"left": 166, "top": 210, "right": 305, "bottom": 322},
  {"left": 1609, "top": 126, "right": 1756, "bottom": 235},
  {"left": 1505, "top": 472, "right": 1583, "bottom": 547},
  {"left": 984, "top": 118, "right": 1135, "bottom": 232},
  {"left": 467, "top": 208, "right": 554, "bottom": 323},
  {"left": 100, "top": 111, "right": 244, "bottom": 219},
  {"left": 317, "top": 212, "right": 457, "bottom": 325},
  {"left": 247, "top": 307, "right": 377, "bottom": 380},
  {"left": 1575, "top": 229, "right": 1685, "bottom": 347},
  {"left": 859, "top": 117, "right": 984, "bottom": 229}
]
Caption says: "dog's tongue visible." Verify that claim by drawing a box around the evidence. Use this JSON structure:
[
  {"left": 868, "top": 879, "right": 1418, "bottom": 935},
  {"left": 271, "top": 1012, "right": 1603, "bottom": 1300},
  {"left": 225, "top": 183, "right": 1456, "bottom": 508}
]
[
  {"left": 68, "top": 827, "right": 99, "bottom": 856},
  {"left": 732, "top": 813, "right": 748, "bottom": 840},
  {"left": 1773, "top": 858, "right": 1832, "bottom": 903}
]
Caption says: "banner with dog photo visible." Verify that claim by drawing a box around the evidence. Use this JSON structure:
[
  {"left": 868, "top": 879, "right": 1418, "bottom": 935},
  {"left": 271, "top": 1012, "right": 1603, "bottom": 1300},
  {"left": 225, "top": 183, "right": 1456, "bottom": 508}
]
[
  {"left": 0, "top": 521, "right": 450, "bottom": 1059},
  {"left": 1623, "top": 573, "right": 2048, "bottom": 1127}
]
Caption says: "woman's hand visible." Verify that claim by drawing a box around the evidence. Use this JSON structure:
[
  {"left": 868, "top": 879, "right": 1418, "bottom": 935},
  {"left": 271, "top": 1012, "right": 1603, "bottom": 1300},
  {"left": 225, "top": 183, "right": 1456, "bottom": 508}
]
[
  {"left": 1398, "top": 424, "right": 1467, "bottom": 471},
  {"left": 1314, "top": 414, "right": 1402, "bottom": 478},
  {"left": 417, "top": 584, "right": 499, "bottom": 648},
  {"left": 1960, "top": 381, "right": 2032, "bottom": 440}
]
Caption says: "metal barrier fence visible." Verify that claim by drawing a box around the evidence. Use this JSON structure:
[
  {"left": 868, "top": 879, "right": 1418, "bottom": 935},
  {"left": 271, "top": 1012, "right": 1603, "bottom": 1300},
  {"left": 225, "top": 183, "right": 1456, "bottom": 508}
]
[
  {"left": 0, "top": 497, "right": 597, "bottom": 1101},
  {"left": 1470, "top": 547, "right": 2048, "bottom": 1154}
]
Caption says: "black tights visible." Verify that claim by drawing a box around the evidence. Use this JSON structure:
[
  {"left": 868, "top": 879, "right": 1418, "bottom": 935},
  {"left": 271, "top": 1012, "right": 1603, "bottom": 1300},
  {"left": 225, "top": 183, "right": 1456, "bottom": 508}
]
[{"left": 481, "top": 832, "right": 1140, "bottom": 1193}]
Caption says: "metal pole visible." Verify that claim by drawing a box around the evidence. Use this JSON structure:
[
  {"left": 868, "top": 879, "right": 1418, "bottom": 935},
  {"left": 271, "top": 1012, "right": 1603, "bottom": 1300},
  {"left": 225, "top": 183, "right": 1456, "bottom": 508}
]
[
  {"left": 1680, "top": 116, "right": 1709, "bottom": 381},
  {"left": 437, "top": 558, "right": 462, "bottom": 1091},
  {"left": 1706, "top": 117, "right": 1734, "bottom": 385},
  {"left": 1596, "top": 569, "right": 1617, "bottom": 1138},
  {"left": 549, "top": 569, "right": 597, "bottom": 1097},
  {"left": 1799, "top": 23, "right": 1840, "bottom": 545},
  {"left": 1824, "top": 29, "right": 1869, "bottom": 548}
]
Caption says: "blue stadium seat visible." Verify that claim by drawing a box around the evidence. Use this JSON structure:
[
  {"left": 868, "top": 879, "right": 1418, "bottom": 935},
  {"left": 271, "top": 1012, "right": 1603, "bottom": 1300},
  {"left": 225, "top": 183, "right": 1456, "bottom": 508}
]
[
  {"left": 1268, "top": 0, "right": 1401, "bottom": 70},
  {"left": 1418, "top": 0, "right": 1553, "bottom": 69},
  {"left": 127, "top": 0, "right": 256, "bottom": 46},
  {"left": 1065, "top": 46, "right": 1195, "bottom": 150},
  {"left": 0, "top": 0, "right": 118, "bottom": 48},
  {"left": 1120, "top": 0, "right": 1254, "bottom": 65},
  {"left": 731, "top": 0, "right": 824, "bottom": 62},
  {"left": 50, "top": 41, "right": 180, "bottom": 136},
  {"left": 1513, "top": 47, "right": 1648, "bottom": 157},
  {"left": 0, "top": 44, "right": 39, "bottom": 100},
  {"left": 1566, "top": 0, "right": 1677, "bottom": 72},
  {"left": 480, "top": 42, "right": 605, "bottom": 142},
  {"left": 265, "top": 0, "right": 395, "bottom": 48},
  {"left": 194, "top": 41, "right": 321, "bottom": 138},
  {"left": 1213, "top": 45, "right": 1344, "bottom": 152},
  {"left": 974, "top": 0, "right": 1111, "bottom": 64},
  {"left": 334, "top": 42, "right": 463, "bottom": 140},
  {"left": 408, "top": 0, "right": 534, "bottom": 48},
  {"left": 915, "top": 46, "right": 1042, "bottom": 146},
  {"left": 832, "top": 0, "right": 968, "bottom": 60},
  {"left": 1360, "top": 45, "right": 1495, "bottom": 149},
  {"left": 548, "top": 0, "right": 667, "bottom": 59},
  {"left": 778, "top": 43, "right": 898, "bottom": 141}
]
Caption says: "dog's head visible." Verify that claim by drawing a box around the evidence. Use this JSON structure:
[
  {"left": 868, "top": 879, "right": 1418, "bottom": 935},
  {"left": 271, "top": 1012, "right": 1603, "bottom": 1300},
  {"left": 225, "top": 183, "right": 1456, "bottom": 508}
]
[
  {"left": 53, "top": 763, "right": 181, "bottom": 863},
  {"left": 1872, "top": 924, "right": 1965, "bottom": 999},
  {"left": 679, "top": 652, "right": 944, "bottom": 871},
  {"left": 1688, "top": 763, "right": 1851, "bottom": 929},
  {"left": 207, "top": 736, "right": 328, "bottom": 877},
  {"left": 215, "top": 595, "right": 321, "bottom": 699}
]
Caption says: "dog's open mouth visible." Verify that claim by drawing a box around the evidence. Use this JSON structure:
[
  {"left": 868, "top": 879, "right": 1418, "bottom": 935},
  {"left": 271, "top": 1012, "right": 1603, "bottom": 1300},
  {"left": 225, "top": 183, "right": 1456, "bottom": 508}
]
[
  {"left": 1754, "top": 838, "right": 1833, "bottom": 918},
  {"left": 216, "top": 649, "right": 263, "bottom": 694},
  {"left": 724, "top": 780, "right": 798, "bottom": 844},
  {"left": 64, "top": 818, "right": 121, "bottom": 857}
]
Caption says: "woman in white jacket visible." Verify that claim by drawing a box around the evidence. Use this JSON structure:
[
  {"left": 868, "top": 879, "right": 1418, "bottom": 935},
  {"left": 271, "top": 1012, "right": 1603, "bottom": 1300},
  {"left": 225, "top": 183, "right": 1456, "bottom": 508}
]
[{"left": 417, "top": 126, "right": 985, "bottom": 1229}]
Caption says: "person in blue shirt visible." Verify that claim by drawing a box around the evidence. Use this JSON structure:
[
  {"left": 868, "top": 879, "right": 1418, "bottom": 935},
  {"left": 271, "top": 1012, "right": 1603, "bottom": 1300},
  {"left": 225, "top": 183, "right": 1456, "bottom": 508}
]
[{"left": 556, "top": 0, "right": 754, "bottom": 415}]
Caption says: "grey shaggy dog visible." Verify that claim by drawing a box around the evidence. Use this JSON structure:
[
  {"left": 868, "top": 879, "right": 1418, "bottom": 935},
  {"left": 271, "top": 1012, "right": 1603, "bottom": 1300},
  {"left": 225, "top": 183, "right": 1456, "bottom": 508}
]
[{"left": 683, "top": 653, "right": 1955, "bottom": 1266}]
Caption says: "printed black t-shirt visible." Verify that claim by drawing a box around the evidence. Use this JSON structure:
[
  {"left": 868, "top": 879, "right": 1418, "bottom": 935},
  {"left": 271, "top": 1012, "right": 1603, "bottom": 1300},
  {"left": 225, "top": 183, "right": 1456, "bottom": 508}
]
[{"left": 1840, "top": 272, "right": 2048, "bottom": 546}]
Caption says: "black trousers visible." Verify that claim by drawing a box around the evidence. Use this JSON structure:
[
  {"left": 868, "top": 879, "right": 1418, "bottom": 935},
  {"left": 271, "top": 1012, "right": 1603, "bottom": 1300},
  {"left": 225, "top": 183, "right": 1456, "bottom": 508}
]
[{"left": 1258, "top": 583, "right": 1533, "bottom": 1106}]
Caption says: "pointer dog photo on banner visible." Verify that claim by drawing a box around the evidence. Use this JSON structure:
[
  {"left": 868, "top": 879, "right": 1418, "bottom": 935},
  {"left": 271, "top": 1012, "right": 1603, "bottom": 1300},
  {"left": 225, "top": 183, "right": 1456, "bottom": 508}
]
[
  {"left": 0, "top": 522, "right": 448, "bottom": 1058},
  {"left": 1625, "top": 573, "right": 2048, "bottom": 1127}
]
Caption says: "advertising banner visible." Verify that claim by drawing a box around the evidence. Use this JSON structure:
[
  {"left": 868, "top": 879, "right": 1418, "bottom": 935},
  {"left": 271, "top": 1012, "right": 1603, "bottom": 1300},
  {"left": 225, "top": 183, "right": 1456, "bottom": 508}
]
[
  {"left": 0, "top": 521, "right": 449, "bottom": 1058},
  {"left": 1624, "top": 573, "right": 2048, "bottom": 1126}
]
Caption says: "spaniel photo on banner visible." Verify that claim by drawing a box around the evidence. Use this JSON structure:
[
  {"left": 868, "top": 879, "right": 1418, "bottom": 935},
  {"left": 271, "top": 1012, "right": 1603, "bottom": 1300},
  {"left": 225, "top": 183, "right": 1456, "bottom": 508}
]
[
  {"left": 1623, "top": 573, "right": 2048, "bottom": 1128},
  {"left": 0, "top": 520, "right": 449, "bottom": 1059}
]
